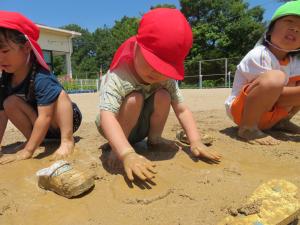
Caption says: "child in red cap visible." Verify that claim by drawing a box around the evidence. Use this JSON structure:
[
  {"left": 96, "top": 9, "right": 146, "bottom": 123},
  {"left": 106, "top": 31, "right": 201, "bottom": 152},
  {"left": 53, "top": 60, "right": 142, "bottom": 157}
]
[
  {"left": 0, "top": 11, "right": 82, "bottom": 164},
  {"left": 96, "top": 8, "right": 221, "bottom": 181}
]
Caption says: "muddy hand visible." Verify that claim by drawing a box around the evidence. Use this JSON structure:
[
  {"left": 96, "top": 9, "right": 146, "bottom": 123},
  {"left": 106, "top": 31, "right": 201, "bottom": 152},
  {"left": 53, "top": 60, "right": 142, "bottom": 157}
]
[
  {"left": 123, "top": 152, "right": 157, "bottom": 181},
  {"left": 50, "top": 142, "right": 74, "bottom": 161},
  {"left": 190, "top": 144, "right": 221, "bottom": 163}
]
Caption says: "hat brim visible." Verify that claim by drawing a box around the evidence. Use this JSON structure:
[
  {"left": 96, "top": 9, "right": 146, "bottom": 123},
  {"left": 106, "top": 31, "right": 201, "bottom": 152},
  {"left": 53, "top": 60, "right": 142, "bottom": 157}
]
[
  {"left": 26, "top": 36, "right": 50, "bottom": 71},
  {"left": 139, "top": 44, "right": 184, "bottom": 80},
  {"left": 110, "top": 36, "right": 136, "bottom": 71}
]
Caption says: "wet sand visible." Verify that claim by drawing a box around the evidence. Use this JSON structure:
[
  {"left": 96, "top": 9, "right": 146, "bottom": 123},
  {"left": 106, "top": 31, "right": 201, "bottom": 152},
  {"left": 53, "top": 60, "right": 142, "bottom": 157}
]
[{"left": 1, "top": 88, "right": 300, "bottom": 225}]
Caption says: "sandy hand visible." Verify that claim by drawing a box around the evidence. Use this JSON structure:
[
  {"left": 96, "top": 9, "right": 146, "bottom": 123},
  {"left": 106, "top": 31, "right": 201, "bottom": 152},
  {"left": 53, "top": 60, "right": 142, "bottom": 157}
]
[
  {"left": 190, "top": 143, "right": 221, "bottom": 163},
  {"left": 51, "top": 141, "right": 74, "bottom": 161},
  {"left": 0, "top": 149, "right": 33, "bottom": 165},
  {"left": 122, "top": 152, "right": 157, "bottom": 181}
]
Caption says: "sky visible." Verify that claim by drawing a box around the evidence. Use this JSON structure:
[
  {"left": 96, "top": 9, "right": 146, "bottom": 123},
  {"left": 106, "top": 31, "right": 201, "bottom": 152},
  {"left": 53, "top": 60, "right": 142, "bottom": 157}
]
[{"left": 1, "top": 0, "right": 283, "bottom": 32}]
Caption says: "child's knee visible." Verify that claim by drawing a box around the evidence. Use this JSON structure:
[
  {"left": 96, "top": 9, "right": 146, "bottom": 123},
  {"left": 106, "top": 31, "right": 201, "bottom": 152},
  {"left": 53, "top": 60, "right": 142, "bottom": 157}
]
[
  {"left": 154, "top": 89, "right": 171, "bottom": 105},
  {"left": 3, "top": 95, "right": 20, "bottom": 112},
  {"left": 260, "top": 70, "right": 286, "bottom": 91}
]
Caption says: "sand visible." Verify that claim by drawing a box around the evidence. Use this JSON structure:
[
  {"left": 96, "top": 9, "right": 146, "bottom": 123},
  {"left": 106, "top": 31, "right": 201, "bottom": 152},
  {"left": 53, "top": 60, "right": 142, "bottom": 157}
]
[{"left": 1, "top": 88, "right": 300, "bottom": 225}]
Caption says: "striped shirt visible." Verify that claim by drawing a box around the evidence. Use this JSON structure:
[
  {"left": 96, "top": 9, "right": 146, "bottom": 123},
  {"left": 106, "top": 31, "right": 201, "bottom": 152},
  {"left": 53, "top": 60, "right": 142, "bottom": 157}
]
[{"left": 99, "top": 61, "right": 183, "bottom": 114}]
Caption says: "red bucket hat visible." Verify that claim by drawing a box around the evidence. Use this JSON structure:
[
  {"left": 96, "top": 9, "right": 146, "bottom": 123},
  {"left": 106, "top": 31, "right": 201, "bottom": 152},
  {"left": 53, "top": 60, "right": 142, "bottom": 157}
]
[
  {"left": 0, "top": 11, "right": 49, "bottom": 70},
  {"left": 110, "top": 8, "right": 193, "bottom": 80}
]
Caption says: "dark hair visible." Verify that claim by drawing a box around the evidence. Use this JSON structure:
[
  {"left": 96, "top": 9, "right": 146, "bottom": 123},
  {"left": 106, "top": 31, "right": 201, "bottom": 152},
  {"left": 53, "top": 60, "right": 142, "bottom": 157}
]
[
  {"left": 262, "top": 21, "right": 275, "bottom": 47},
  {"left": 0, "top": 27, "right": 27, "bottom": 49}
]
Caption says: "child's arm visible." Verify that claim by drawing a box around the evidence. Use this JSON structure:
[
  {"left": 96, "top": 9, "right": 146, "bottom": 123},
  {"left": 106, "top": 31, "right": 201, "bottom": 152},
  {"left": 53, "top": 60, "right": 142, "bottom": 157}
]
[
  {"left": 172, "top": 101, "right": 221, "bottom": 162},
  {"left": 100, "top": 110, "right": 156, "bottom": 181},
  {"left": 0, "top": 104, "right": 54, "bottom": 164},
  {"left": 0, "top": 111, "right": 8, "bottom": 148},
  {"left": 24, "top": 104, "right": 54, "bottom": 153}
]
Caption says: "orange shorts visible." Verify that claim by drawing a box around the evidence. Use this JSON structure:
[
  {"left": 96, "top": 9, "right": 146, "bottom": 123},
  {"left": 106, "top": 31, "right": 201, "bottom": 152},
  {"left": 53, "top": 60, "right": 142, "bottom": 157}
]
[{"left": 231, "top": 85, "right": 289, "bottom": 130}]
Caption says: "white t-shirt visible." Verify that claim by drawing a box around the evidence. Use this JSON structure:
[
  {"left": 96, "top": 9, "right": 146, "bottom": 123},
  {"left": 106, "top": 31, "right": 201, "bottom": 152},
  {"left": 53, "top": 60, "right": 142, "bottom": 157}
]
[{"left": 225, "top": 45, "right": 300, "bottom": 119}]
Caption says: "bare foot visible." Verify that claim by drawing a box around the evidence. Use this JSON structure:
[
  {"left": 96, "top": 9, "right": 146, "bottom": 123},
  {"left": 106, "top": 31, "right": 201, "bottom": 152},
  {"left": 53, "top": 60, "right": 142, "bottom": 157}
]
[
  {"left": 51, "top": 140, "right": 74, "bottom": 161},
  {"left": 238, "top": 127, "right": 280, "bottom": 145},
  {"left": 147, "top": 136, "right": 180, "bottom": 151},
  {"left": 272, "top": 119, "right": 300, "bottom": 134}
]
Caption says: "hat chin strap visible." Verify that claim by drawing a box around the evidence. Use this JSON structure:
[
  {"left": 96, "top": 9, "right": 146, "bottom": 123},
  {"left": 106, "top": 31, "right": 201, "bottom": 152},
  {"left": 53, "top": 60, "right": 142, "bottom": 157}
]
[{"left": 264, "top": 34, "right": 300, "bottom": 53}]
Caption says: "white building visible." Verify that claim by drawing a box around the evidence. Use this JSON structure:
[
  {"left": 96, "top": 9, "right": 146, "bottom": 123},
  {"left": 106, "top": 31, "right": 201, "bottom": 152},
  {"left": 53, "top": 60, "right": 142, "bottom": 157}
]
[{"left": 37, "top": 24, "right": 81, "bottom": 78}]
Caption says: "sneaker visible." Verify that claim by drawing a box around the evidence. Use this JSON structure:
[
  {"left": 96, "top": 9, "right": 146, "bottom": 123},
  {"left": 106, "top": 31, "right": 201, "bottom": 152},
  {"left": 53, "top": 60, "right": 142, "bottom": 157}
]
[{"left": 36, "top": 160, "right": 95, "bottom": 198}]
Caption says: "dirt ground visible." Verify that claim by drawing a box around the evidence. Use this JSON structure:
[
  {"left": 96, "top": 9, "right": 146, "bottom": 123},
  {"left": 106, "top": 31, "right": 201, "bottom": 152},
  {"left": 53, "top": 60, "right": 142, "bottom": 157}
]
[{"left": 1, "top": 88, "right": 300, "bottom": 225}]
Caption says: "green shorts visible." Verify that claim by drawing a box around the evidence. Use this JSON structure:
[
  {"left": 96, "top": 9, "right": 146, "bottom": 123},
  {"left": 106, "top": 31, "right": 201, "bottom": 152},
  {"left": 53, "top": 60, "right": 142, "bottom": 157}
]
[{"left": 95, "top": 94, "right": 154, "bottom": 144}]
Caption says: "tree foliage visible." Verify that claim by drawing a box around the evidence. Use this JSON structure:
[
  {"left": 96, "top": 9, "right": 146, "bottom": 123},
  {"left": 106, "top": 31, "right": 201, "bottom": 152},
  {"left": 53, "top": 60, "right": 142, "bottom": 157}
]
[
  {"left": 60, "top": 17, "right": 138, "bottom": 78},
  {"left": 181, "top": 0, "right": 265, "bottom": 78},
  {"left": 58, "top": 1, "right": 266, "bottom": 83},
  {"left": 150, "top": 4, "right": 176, "bottom": 10}
]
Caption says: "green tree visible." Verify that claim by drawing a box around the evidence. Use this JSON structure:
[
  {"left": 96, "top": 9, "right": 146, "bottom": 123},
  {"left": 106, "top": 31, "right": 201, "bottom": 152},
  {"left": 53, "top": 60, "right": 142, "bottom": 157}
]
[
  {"left": 63, "top": 1, "right": 266, "bottom": 83},
  {"left": 62, "top": 17, "right": 138, "bottom": 78},
  {"left": 150, "top": 4, "right": 176, "bottom": 9},
  {"left": 93, "top": 26, "right": 115, "bottom": 74},
  {"left": 94, "top": 16, "right": 139, "bottom": 73},
  {"left": 180, "top": 0, "right": 265, "bottom": 81},
  {"left": 61, "top": 24, "right": 97, "bottom": 78},
  {"left": 111, "top": 16, "right": 139, "bottom": 48},
  {"left": 53, "top": 55, "right": 66, "bottom": 76}
]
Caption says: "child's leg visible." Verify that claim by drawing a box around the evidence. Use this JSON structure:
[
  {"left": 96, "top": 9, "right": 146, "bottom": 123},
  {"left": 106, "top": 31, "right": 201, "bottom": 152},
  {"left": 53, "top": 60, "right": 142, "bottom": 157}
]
[
  {"left": 51, "top": 91, "right": 74, "bottom": 158},
  {"left": 107, "top": 92, "right": 144, "bottom": 168},
  {"left": 147, "top": 89, "right": 177, "bottom": 149},
  {"left": 117, "top": 92, "right": 144, "bottom": 138},
  {"left": 239, "top": 70, "right": 286, "bottom": 145},
  {"left": 3, "top": 95, "right": 37, "bottom": 139},
  {"left": 272, "top": 79, "right": 300, "bottom": 133}
]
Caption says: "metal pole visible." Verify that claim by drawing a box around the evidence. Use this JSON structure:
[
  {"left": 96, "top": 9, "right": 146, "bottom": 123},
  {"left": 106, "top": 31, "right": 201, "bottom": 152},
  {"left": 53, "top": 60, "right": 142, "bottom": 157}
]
[
  {"left": 199, "top": 61, "right": 202, "bottom": 88},
  {"left": 96, "top": 79, "right": 99, "bottom": 92},
  {"left": 225, "top": 58, "right": 228, "bottom": 88},
  {"left": 228, "top": 71, "right": 231, "bottom": 88},
  {"left": 200, "top": 75, "right": 203, "bottom": 89}
]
